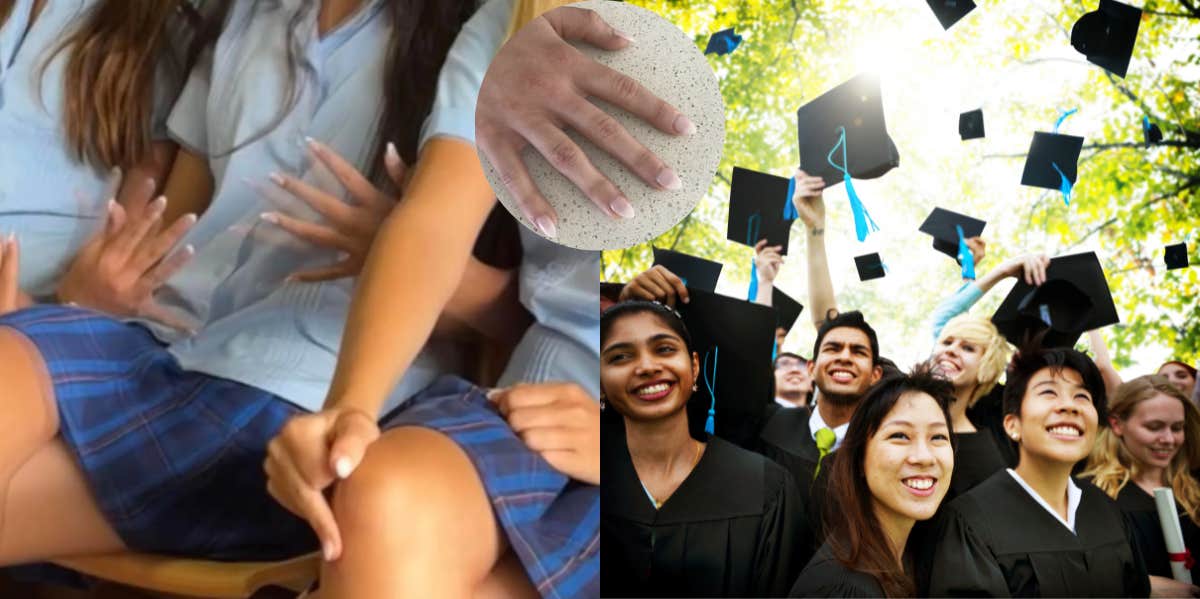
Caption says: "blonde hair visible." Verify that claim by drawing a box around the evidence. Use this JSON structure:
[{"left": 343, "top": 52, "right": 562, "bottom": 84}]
[
  {"left": 936, "top": 315, "right": 1011, "bottom": 407},
  {"left": 1082, "top": 375, "right": 1200, "bottom": 525},
  {"left": 507, "top": 0, "right": 576, "bottom": 39}
]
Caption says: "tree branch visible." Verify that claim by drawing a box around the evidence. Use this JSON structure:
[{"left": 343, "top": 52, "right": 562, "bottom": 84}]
[{"left": 1066, "top": 176, "right": 1200, "bottom": 251}]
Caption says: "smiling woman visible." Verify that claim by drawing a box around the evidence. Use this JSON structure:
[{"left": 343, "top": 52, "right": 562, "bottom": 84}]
[{"left": 599, "top": 300, "right": 809, "bottom": 597}]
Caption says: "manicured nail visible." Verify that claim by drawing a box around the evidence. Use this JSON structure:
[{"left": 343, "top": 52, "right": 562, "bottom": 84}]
[
  {"left": 260, "top": 212, "right": 279, "bottom": 224},
  {"left": 335, "top": 457, "right": 353, "bottom": 479},
  {"left": 385, "top": 142, "right": 400, "bottom": 166},
  {"left": 269, "top": 172, "right": 286, "bottom": 186},
  {"left": 151, "top": 196, "right": 167, "bottom": 214},
  {"left": 323, "top": 542, "right": 336, "bottom": 561},
  {"left": 183, "top": 244, "right": 195, "bottom": 256},
  {"left": 106, "top": 199, "right": 116, "bottom": 213},
  {"left": 613, "top": 28, "right": 635, "bottom": 44},
  {"left": 182, "top": 213, "right": 198, "bottom": 225},
  {"left": 534, "top": 216, "right": 558, "bottom": 239},
  {"left": 609, "top": 196, "right": 635, "bottom": 219},
  {"left": 656, "top": 168, "right": 682, "bottom": 190},
  {"left": 305, "top": 137, "right": 323, "bottom": 154},
  {"left": 673, "top": 114, "right": 696, "bottom": 135}
]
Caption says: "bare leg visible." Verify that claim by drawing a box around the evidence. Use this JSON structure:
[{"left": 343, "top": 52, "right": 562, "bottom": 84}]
[
  {"left": 0, "top": 328, "right": 125, "bottom": 564},
  {"left": 313, "top": 427, "right": 535, "bottom": 599}
]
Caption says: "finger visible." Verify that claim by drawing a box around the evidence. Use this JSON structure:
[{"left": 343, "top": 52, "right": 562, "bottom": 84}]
[
  {"left": 0, "top": 236, "right": 17, "bottom": 310},
  {"left": 267, "top": 457, "right": 342, "bottom": 561},
  {"left": 495, "top": 383, "right": 573, "bottom": 415},
  {"left": 518, "top": 427, "right": 574, "bottom": 453},
  {"left": 545, "top": 6, "right": 634, "bottom": 52},
  {"left": 126, "top": 177, "right": 158, "bottom": 220},
  {"left": 522, "top": 122, "right": 629, "bottom": 219},
  {"left": 579, "top": 60, "right": 695, "bottom": 139},
  {"left": 507, "top": 404, "right": 582, "bottom": 434},
  {"left": 558, "top": 97, "right": 666, "bottom": 204},
  {"left": 754, "top": 239, "right": 768, "bottom": 253},
  {"left": 287, "top": 261, "right": 357, "bottom": 283},
  {"left": 140, "top": 244, "right": 195, "bottom": 296},
  {"left": 327, "top": 410, "right": 380, "bottom": 480},
  {"left": 631, "top": 276, "right": 674, "bottom": 307},
  {"left": 108, "top": 196, "right": 166, "bottom": 262},
  {"left": 477, "top": 134, "right": 559, "bottom": 239},
  {"left": 138, "top": 300, "right": 200, "bottom": 335},
  {"left": 131, "top": 213, "right": 196, "bottom": 275},
  {"left": 261, "top": 212, "right": 357, "bottom": 252},
  {"left": 383, "top": 142, "right": 408, "bottom": 195},
  {"left": 104, "top": 200, "right": 127, "bottom": 239},
  {"left": 656, "top": 266, "right": 689, "bottom": 305},
  {"left": 270, "top": 171, "right": 359, "bottom": 229},
  {"left": 307, "top": 139, "right": 395, "bottom": 214}
]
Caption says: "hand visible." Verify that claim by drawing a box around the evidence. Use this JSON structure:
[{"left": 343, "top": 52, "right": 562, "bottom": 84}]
[
  {"left": 1149, "top": 575, "right": 1200, "bottom": 598},
  {"left": 261, "top": 140, "right": 404, "bottom": 282},
  {"left": 0, "top": 234, "right": 20, "bottom": 314},
  {"left": 790, "top": 169, "right": 826, "bottom": 232},
  {"left": 57, "top": 178, "right": 197, "bottom": 331},
  {"left": 475, "top": 5, "right": 694, "bottom": 238},
  {"left": 490, "top": 383, "right": 600, "bottom": 485},
  {"left": 618, "top": 264, "right": 688, "bottom": 307},
  {"left": 965, "top": 237, "right": 986, "bottom": 266},
  {"left": 264, "top": 407, "right": 380, "bottom": 562},
  {"left": 754, "top": 239, "right": 783, "bottom": 283},
  {"left": 996, "top": 253, "right": 1050, "bottom": 286}
]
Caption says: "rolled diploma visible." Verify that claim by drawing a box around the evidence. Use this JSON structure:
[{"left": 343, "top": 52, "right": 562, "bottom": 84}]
[{"left": 1154, "top": 487, "right": 1193, "bottom": 583}]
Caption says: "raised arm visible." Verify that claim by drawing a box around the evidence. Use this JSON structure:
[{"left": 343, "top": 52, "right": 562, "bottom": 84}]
[
  {"left": 752, "top": 239, "right": 782, "bottom": 306},
  {"left": 1087, "top": 329, "right": 1123, "bottom": 400},
  {"left": 789, "top": 169, "right": 830, "bottom": 328},
  {"left": 929, "top": 249, "right": 1051, "bottom": 341}
]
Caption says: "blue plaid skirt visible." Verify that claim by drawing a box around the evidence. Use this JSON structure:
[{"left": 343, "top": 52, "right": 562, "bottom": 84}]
[
  {"left": 379, "top": 378, "right": 599, "bottom": 599},
  {"left": 0, "top": 305, "right": 318, "bottom": 560}
]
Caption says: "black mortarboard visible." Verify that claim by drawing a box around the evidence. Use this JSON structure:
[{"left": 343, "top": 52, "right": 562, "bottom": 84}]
[
  {"left": 919, "top": 207, "right": 987, "bottom": 263},
  {"left": 854, "top": 253, "right": 887, "bottom": 281},
  {"left": 651, "top": 247, "right": 723, "bottom": 293},
  {"left": 796, "top": 72, "right": 900, "bottom": 188},
  {"left": 772, "top": 287, "right": 804, "bottom": 334},
  {"left": 600, "top": 281, "right": 625, "bottom": 303},
  {"left": 1165, "top": 243, "right": 1190, "bottom": 270},
  {"left": 959, "top": 109, "right": 985, "bottom": 140},
  {"left": 926, "top": 0, "right": 977, "bottom": 30},
  {"left": 726, "top": 166, "right": 795, "bottom": 254},
  {"left": 704, "top": 28, "right": 743, "bottom": 56},
  {"left": 991, "top": 251, "right": 1119, "bottom": 347},
  {"left": 1071, "top": 0, "right": 1142, "bottom": 79},
  {"left": 1143, "top": 116, "right": 1163, "bottom": 145},
  {"left": 1021, "top": 132, "right": 1084, "bottom": 191},
  {"left": 679, "top": 289, "right": 777, "bottom": 449}
]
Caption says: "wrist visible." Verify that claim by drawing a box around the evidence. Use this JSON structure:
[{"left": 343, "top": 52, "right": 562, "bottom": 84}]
[{"left": 808, "top": 225, "right": 825, "bottom": 237}]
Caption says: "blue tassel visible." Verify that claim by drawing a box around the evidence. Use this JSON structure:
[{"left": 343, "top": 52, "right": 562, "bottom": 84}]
[
  {"left": 783, "top": 177, "right": 798, "bottom": 220},
  {"left": 746, "top": 212, "right": 761, "bottom": 301},
  {"left": 844, "top": 175, "right": 879, "bottom": 242},
  {"left": 1054, "top": 107, "right": 1078, "bottom": 133},
  {"left": 1051, "top": 162, "right": 1072, "bottom": 206},
  {"left": 957, "top": 224, "right": 976, "bottom": 280},
  {"left": 702, "top": 347, "right": 719, "bottom": 435},
  {"left": 748, "top": 262, "right": 759, "bottom": 301}
]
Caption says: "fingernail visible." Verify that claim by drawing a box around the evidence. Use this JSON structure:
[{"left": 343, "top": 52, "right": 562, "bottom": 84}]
[
  {"left": 106, "top": 199, "right": 116, "bottom": 213},
  {"left": 385, "top": 142, "right": 400, "bottom": 166},
  {"left": 609, "top": 196, "right": 635, "bottom": 219},
  {"left": 486, "top": 388, "right": 504, "bottom": 402},
  {"left": 151, "top": 196, "right": 167, "bottom": 213},
  {"left": 656, "top": 168, "right": 682, "bottom": 191},
  {"left": 336, "top": 251, "right": 350, "bottom": 262},
  {"left": 183, "top": 213, "right": 198, "bottom": 224},
  {"left": 323, "top": 542, "right": 335, "bottom": 561},
  {"left": 269, "top": 172, "right": 286, "bottom": 186},
  {"left": 335, "top": 457, "right": 353, "bottom": 479},
  {"left": 613, "top": 28, "right": 635, "bottom": 43},
  {"left": 260, "top": 212, "right": 279, "bottom": 224},
  {"left": 305, "top": 136, "right": 318, "bottom": 149},
  {"left": 183, "top": 244, "right": 195, "bottom": 256},
  {"left": 673, "top": 114, "right": 696, "bottom": 135},
  {"left": 534, "top": 216, "right": 558, "bottom": 239}
]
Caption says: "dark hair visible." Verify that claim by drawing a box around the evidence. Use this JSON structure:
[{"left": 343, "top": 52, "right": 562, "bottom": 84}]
[
  {"left": 877, "top": 356, "right": 902, "bottom": 379},
  {"left": 774, "top": 352, "right": 807, "bottom": 368},
  {"left": 812, "top": 310, "right": 879, "bottom": 365},
  {"left": 824, "top": 364, "right": 956, "bottom": 598},
  {"left": 1002, "top": 342, "right": 1108, "bottom": 424},
  {"left": 601, "top": 301, "right": 693, "bottom": 354}
]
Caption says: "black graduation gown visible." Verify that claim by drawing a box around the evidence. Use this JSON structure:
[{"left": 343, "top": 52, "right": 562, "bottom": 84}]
[
  {"left": 965, "top": 384, "right": 1019, "bottom": 468},
  {"left": 948, "top": 431, "right": 1009, "bottom": 500},
  {"left": 601, "top": 435, "right": 811, "bottom": 597},
  {"left": 757, "top": 405, "right": 829, "bottom": 555},
  {"left": 1112, "top": 483, "right": 1200, "bottom": 581},
  {"left": 789, "top": 541, "right": 885, "bottom": 598},
  {"left": 929, "top": 470, "right": 1151, "bottom": 597}
]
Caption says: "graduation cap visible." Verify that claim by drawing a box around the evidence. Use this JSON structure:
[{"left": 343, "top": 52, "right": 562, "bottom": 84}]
[
  {"left": 1165, "top": 243, "right": 1190, "bottom": 270},
  {"left": 1071, "top": 0, "right": 1142, "bottom": 79},
  {"left": 959, "top": 109, "right": 985, "bottom": 140},
  {"left": 991, "top": 251, "right": 1119, "bottom": 348},
  {"left": 704, "top": 28, "right": 742, "bottom": 56},
  {"left": 854, "top": 253, "right": 887, "bottom": 281},
  {"left": 772, "top": 287, "right": 804, "bottom": 334},
  {"left": 796, "top": 72, "right": 899, "bottom": 188},
  {"left": 651, "top": 247, "right": 723, "bottom": 293},
  {"left": 726, "top": 166, "right": 796, "bottom": 254},
  {"left": 919, "top": 207, "right": 986, "bottom": 265},
  {"left": 1143, "top": 116, "right": 1163, "bottom": 145},
  {"left": 926, "top": 0, "right": 977, "bottom": 30},
  {"left": 1021, "top": 132, "right": 1084, "bottom": 205},
  {"left": 679, "top": 289, "right": 777, "bottom": 449}
]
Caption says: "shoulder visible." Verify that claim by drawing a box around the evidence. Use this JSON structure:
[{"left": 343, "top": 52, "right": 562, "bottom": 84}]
[{"left": 790, "top": 544, "right": 883, "bottom": 598}]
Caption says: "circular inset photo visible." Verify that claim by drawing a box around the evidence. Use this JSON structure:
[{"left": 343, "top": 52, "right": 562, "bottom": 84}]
[{"left": 475, "top": 0, "right": 725, "bottom": 251}]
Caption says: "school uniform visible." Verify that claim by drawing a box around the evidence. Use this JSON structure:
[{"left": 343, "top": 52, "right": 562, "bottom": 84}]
[{"left": 789, "top": 541, "right": 886, "bottom": 598}]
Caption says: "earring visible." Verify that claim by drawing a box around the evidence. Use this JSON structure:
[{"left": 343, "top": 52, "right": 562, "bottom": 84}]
[
  {"left": 1010, "top": 432, "right": 1020, "bottom": 441},
  {"left": 599, "top": 394, "right": 606, "bottom": 410},
  {"left": 692, "top": 383, "right": 699, "bottom": 391}
]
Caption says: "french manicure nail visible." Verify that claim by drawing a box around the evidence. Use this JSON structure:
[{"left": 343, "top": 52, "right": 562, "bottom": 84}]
[
  {"left": 323, "top": 542, "right": 335, "bottom": 561},
  {"left": 151, "top": 196, "right": 167, "bottom": 213},
  {"left": 183, "top": 213, "right": 198, "bottom": 224},
  {"left": 534, "top": 216, "right": 558, "bottom": 239},
  {"left": 260, "top": 212, "right": 279, "bottom": 224},
  {"left": 656, "top": 168, "right": 682, "bottom": 191},
  {"left": 613, "top": 28, "right": 635, "bottom": 44},
  {"left": 269, "top": 172, "right": 286, "bottom": 186},
  {"left": 673, "top": 114, "right": 696, "bottom": 135},
  {"left": 385, "top": 142, "right": 400, "bottom": 165},
  {"left": 335, "top": 457, "right": 353, "bottom": 479},
  {"left": 609, "top": 196, "right": 635, "bottom": 219}
]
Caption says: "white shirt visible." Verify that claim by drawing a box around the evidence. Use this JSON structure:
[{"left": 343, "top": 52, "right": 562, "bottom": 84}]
[
  {"left": 809, "top": 406, "right": 850, "bottom": 451},
  {"left": 1007, "top": 468, "right": 1082, "bottom": 534},
  {"left": 775, "top": 397, "right": 804, "bottom": 409}
]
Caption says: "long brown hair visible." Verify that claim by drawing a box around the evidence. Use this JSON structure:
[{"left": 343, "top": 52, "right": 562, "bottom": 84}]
[{"left": 823, "top": 365, "right": 956, "bottom": 597}]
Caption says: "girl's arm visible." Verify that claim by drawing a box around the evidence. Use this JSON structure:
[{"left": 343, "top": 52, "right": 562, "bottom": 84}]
[{"left": 324, "top": 138, "right": 495, "bottom": 416}]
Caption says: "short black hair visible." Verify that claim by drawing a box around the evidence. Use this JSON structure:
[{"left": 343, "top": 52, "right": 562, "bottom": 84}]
[
  {"left": 601, "top": 300, "right": 693, "bottom": 354},
  {"left": 774, "top": 352, "right": 807, "bottom": 368},
  {"left": 812, "top": 310, "right": 879, "bottom": 365},
  {"left": 1003, "top": 342, "right": 1108, "bottom": 423}
]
